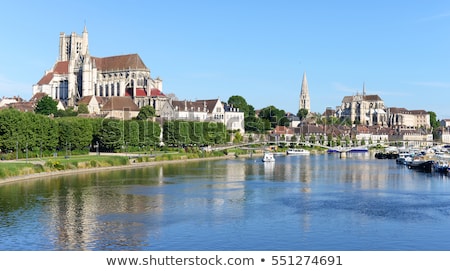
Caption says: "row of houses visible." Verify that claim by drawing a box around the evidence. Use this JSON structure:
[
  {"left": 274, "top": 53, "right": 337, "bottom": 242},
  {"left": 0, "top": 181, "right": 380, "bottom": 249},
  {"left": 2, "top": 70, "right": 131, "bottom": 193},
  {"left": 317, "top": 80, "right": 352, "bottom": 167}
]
[{"left": 77, "top": 94, "right": 245, "bottom": 134}]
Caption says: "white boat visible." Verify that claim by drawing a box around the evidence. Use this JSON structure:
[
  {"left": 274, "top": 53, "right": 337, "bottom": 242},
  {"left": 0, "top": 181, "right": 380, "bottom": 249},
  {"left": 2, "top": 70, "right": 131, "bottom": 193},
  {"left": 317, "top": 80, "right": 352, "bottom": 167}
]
[
  {"left": 262, "top": 152, "right": 275, "bottom": 162},
  {"left": 286, "top": 148, "right": 310, "bottom": 155}
]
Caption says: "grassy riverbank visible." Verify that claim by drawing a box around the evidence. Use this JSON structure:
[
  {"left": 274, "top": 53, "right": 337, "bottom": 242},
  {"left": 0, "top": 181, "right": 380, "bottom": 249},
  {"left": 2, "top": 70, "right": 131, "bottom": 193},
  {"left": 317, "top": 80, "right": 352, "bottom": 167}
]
[
  {"left": 0, "top": 155, "right": 129, "bottom": 179},
  {"left": 0, "top": 148, "right": 244, "bottom": 181},
  {"left": 0, "top": 145, "right": 332, "bottom": 182}
]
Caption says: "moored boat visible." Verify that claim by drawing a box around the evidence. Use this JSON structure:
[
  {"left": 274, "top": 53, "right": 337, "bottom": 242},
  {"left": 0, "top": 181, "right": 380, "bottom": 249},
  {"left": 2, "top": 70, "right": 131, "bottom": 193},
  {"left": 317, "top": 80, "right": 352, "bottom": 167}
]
[
  {"left": 375, "top": 152, "right": 399, "bottom": 159},
  {"left": 262, "top": 152, "right": 275, "bottom": 162},
  {"left": 433, "top": 160, "right": 450, "bottom": 174},
  {"left": 347, "top": 146, "right": 369, "bottom": 153},
  {"left": 286, "top": 148, "right": 310, "bottom": 155},
  {"left": 407, "top": 159, "right": 434, "bottom": 173}
]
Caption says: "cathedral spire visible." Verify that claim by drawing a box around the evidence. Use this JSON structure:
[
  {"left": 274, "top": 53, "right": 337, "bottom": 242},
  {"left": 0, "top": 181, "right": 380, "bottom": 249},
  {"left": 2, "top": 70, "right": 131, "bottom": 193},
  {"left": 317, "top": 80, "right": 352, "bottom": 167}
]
[{"left": 299, "top": 72, "right": 310, "bottom": 112}]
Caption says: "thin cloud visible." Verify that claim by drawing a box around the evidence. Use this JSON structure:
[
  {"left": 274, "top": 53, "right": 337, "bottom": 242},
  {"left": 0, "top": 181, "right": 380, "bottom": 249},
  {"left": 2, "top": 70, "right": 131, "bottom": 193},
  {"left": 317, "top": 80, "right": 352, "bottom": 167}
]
[
  {"left": 419, "top": 12, "right": 450, "bottom": 22},
  {"left": 375, "top": 90, "right": 410, "bottom": 97},
  {"left": 332, "top": 82, "right": 359, "bottom": 94},
  {"left": 184, "top": 71, "right": 224, "bottom": 79},
  {"left": 407, "top": 81, "right": 450, "bottom": 88}
]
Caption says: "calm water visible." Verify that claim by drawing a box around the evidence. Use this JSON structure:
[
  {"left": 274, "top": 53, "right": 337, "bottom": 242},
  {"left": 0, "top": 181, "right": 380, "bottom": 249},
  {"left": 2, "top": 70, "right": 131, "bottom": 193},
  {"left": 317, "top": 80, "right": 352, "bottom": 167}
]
[{"left": 1, "top": 153, "right": 450, "bottom": 251}]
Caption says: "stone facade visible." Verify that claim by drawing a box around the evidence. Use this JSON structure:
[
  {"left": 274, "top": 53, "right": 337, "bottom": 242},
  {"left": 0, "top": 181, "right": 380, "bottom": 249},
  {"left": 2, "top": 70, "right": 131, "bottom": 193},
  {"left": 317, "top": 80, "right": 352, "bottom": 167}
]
[
  {"left": 335, "top": 86, "right": 388, "bottom": 126},
  {"left": 160, "top": 98, "right": 245, "bottom": 134},
  {"left": 387, "top": 107, "right": 430, "bottom": 130},
  {"left": 32, "top": 26, "right": 168, "bottom": 112}
]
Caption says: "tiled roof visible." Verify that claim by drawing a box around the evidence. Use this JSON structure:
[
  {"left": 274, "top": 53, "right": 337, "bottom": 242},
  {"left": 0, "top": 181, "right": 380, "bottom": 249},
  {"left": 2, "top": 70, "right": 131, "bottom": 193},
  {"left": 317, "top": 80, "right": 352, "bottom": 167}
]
[
  {"left": 409, "top": 110, "right": 428, "bottom": 114},
  {"left": 101, "top": 96, "right": 139, "bottom": 111},
  {"left": 36, "top": 61, "right": 69, "bottom": 85},
  {"left": 356, "top": 125, "right": 370, "bottom": 133},
  {"left": 95, "top": 96, "right": 109, "bottom": 104},
  {"left": 150, "top": 88, "right": 165, "bottom": 97},
  {"left": 37, "top": 72, "right": 54, "bottom": 85},
  {"left": 363, "top": 95, "right": 381, "bottom": 101},
  {"left": 196, "top": 99, "right": 220, "bottom": 113},
  {"left": 125, "top": 88, "right": 147, "bottom": 97},
  {"left": 8, "top": 102, "right": 34, "bottom": 112},
  {"left": 342, "top": 94, "right": 382, "bottom": 103},
  {"left": 54, "top": 61, "right": 69, "bottom": 74},
  {"left": 78, "top": 95, "right": 111, "bottom": 106},
  {"left": 124, "top": 88, "right": 166, "bottom": 97},
  {"left": 30, "top": 92, "right": 48, "bottom": 102},
  {"left": 93, "top": 54, "right": 148, "bottom": 71},
  {"left": 388, "top": 107, "right": 408, "bottom": 113},
  {"left": 172, "top": 100, "right": 206, "bottom": 112},
  {"left": 78, "top": 96, "right": 93, "bottom": 104},
  {"left": 389, "top": 107, "right": 428, "bottom": 115},
  {"left": 273, "top": 125, "right": 293, "bottom": 134}
]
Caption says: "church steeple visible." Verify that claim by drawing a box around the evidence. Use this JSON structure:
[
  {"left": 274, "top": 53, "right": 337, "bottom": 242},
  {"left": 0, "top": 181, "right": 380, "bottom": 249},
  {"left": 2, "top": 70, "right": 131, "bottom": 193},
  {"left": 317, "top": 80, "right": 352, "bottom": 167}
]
[{"left": 299, "top": 72, "right": 310, "bottom": 112}]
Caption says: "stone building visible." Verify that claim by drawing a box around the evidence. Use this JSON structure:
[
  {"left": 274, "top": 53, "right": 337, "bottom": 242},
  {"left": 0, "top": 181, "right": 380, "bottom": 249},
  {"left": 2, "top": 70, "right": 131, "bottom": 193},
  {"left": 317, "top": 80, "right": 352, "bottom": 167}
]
[
  {"left": 160, "top": 98, "right": 245, "bottom": 134},
  {"left": 335, "top": 84, "right": 388, "bottom": 126},
  {"left": 32, "top": 26, "right": 167, "bottom": 112},
  {"left": 387, "top": 107, "right": 430, "bottom": 130}
]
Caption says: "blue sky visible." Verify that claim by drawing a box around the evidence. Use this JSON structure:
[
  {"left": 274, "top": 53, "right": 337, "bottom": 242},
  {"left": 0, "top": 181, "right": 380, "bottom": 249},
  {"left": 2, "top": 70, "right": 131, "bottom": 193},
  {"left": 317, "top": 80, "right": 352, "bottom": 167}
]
[{"left": 1, "top": 1, "right": 450, "bottom": 119}]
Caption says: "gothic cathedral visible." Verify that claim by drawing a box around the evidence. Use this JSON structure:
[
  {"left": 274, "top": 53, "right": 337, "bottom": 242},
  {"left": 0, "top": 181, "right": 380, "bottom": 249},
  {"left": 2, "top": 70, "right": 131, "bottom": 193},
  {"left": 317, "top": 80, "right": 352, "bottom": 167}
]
[{"left": 32, "top": 26, "right": 164, "bottom": 108}]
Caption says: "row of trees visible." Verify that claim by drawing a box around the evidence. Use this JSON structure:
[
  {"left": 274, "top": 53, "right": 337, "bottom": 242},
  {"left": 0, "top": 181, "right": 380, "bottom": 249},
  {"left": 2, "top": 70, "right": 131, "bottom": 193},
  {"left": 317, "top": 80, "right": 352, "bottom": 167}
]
[
  {"left": 0, "top": 109, "right": 160, "bottom": 157},
  {"left": 163, "top": 120, "right": 228, "bottom": 146},
  {"left": 0, "top": 108, "right": 235, "bottom": 159}
]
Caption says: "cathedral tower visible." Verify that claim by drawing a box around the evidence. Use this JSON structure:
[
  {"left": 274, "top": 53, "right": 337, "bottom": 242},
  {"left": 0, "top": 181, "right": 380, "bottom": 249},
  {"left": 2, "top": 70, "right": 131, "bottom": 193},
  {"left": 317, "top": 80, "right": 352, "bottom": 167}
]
[
  {"left": 59, "top": 25, "right": 89, "bottom": 62},
  {"left": 299, "top": 72, "right": 310, "bottom": 112}
]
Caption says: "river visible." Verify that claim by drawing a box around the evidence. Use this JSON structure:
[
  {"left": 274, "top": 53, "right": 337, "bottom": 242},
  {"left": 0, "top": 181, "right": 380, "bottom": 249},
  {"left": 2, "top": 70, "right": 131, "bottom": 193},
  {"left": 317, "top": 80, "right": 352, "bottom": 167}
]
[{"left": 1, "top": 152, "right": 450, "bottom": 251}]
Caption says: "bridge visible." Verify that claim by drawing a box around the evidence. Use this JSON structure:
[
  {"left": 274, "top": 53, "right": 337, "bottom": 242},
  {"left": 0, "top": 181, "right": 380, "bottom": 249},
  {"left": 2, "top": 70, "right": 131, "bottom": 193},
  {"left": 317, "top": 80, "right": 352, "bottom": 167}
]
[{"left": 209, "top": 140, "right": 384, "bottom": 157}]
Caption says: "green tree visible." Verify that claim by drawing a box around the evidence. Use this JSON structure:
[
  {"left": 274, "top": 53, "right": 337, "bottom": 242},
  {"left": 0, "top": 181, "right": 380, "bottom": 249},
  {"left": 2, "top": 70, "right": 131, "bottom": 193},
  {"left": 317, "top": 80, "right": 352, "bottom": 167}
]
[
  {"left": 228, "top": 95, "right": 250, "bottom": 117},
  {"left": 54, "top": 107, "right": 78, "bottom": 117},
  {"left": 77, "top": 104, "right": 89, "bottom": 114},
  {"left": 428, "top": 111, "right": 439, "bottom": 129},
  {"left": 232, "top": 130, "right": 243, "bottom": 143},
  {"left": 244, "top": 116, "right": 266, "bottom": 133},
  {"left": 98, "top": 119, "right": 124, "bottom": 151},
  {"left": 258, "top": 105, "right": 287, "bottom": 129},
  {"left": 0, "top": 109, "right": 27, "bottom": 151},
  {"left": 0, "top": 109, "right": 59, "bottom": 156},
  {"left": 297, "top": 108, "right": 309, "bottom": 120},
  {"left": 163, "top": 120, "right": 227, "bottom": 146},
  {"left": 137, "top": 105, "right": 156, "bottom": 120},
  {"left": 57, "top": 118, "right": 93, "bottom": 152},
  {"left": 35, "top": 95, "right": 58, "bottom": 115}
]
